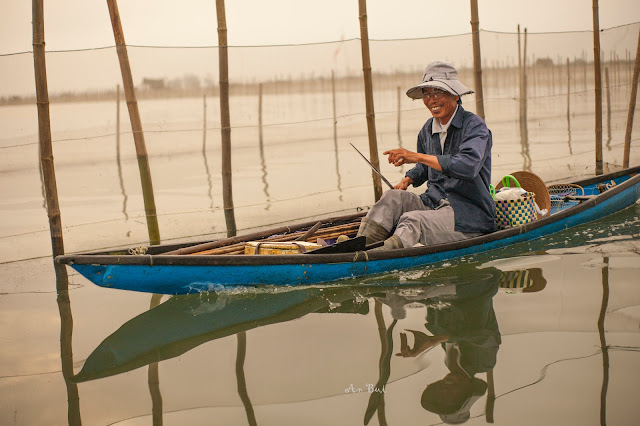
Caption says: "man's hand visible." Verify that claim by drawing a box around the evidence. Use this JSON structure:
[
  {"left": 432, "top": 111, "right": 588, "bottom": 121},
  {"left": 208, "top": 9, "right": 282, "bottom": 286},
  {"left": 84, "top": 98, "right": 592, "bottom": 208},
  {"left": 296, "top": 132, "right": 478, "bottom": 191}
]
[
  {"left": 383, "top": 148, "right": 419, "bottom": 167},
  {"left": 395, "top": 176, "right": 413, "bottom": 190},
  {"left": 383, "top": 147, "right": 443, "bottom": 172},
  {"left": 396, "top": 330, "right": 450, "bottom": 358}
]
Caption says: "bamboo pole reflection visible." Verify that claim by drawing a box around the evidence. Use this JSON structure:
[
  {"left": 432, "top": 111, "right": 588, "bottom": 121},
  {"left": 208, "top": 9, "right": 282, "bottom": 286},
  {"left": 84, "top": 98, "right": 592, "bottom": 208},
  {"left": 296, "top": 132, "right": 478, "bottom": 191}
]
[
  {"left": 598, "top": 257, "right": 610, "bottom": 426},
  {"left": 55, "top": 263, "right": 81, "bottom": 426},
  {"left": 148, "top": 293, "right": 164, "bottom": 426},
  {"left": 486, "top": 369, "right": 495, "bottom": 423},
  {"left": 364, "top": 300, "right": 396, "bottom": 426},
  {"left": 236, "top": 331, "right": 257, "bottom": 426}
]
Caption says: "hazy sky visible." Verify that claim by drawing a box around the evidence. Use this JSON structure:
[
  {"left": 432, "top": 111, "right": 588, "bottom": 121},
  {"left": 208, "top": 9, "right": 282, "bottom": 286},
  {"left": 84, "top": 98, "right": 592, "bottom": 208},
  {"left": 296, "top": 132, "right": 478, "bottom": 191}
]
[{"left": 2, "top": 0, "right": 640, "bottom": 53}]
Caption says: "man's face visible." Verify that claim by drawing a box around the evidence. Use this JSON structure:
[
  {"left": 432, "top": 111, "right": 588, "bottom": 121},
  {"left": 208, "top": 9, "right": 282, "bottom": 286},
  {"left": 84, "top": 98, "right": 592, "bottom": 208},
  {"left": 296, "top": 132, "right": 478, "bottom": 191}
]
[{"left": 422, "top": 88, "right": 459, "bottom": 124}]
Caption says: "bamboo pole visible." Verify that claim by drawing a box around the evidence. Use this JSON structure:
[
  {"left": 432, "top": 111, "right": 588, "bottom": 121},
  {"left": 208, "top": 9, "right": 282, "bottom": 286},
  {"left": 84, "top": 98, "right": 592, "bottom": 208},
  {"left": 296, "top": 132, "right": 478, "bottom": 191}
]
[
  {"left": 623, "top": 26, "right": 640, "bottom": 168},
  {"left": 216, "top": 0, "right": 237, "bottom": 237},
  {"left": 257, "top": 83, "right": 271, "bottom": 209},
  {"left": 396, "top": 86, "right": 402, "bottom": 146},
  {"left": 32, "top": 0, "right": 68, "bottom": 284},
  {"left": 332, "top": 71, "right": 338, "bottom": 147},
  {"left": 566, "top": 59, "right": 571, "bottom": 117},
  {"left": 106, "top": 0, "right": 160, "bottom": 245},
  {"left": 469, "top": 0, "right": 485, "bottom": 120},
  {"left": 605, "top": 67, "right": 612, "bottom": 152},
  {"left": 358, "top": 0, "right": 382, "bottom": 202},
  {"left": 592, "top": 0, "right": 604, "bottom": 175},
  {"left": 258, "top": 83, "right": 263, "bottom": 147},
  {"left": 332, "top": 71, "right": 343, "bottom": 199},
  {"left": 203, "top": 94, "right": 207, "bottom": 150},
  {"left": 518, "top": 25, "right": 531, "bottom": 171},
  {"left": 202, "top": 94, "right": 214, "bottom": 209},
  {"left": 116, "top": 84, "right": 121, "bottom": 156},
  {"left": 116, "top": 84, "right": 129, "bottom": 220},
  {"left": 583, "top": 54, "right": 588, "bottom": 91},
  {"left": 567, "top": 58, "right": 573, "bottom": 155},
  {"left": 517, "top": 25, "right": 523, "bottom": 130}
]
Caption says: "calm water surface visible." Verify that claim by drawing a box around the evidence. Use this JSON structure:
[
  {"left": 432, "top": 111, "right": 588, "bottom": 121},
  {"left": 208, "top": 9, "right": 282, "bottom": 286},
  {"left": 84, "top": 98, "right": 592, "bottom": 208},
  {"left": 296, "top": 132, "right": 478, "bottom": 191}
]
[
  {"left": 1, "top": 90, "right": 640, "bottom": 425},
  {"left": 1, "top": 203, "right": 638, "bottom": 425}
]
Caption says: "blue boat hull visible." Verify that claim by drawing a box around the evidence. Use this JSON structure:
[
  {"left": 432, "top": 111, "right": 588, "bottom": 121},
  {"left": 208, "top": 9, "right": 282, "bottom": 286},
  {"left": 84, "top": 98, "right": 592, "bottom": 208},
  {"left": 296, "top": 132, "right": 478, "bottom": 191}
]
[{"left": 62, "top": 170, "right": 640, "bottom": 294}]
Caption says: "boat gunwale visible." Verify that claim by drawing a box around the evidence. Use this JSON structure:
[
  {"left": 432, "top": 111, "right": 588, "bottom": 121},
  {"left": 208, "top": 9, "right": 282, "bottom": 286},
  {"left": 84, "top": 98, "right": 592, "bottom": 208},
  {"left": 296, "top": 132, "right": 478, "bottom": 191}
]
[{"left": 56, "top": 167, "right": 640, "bottom": 267}]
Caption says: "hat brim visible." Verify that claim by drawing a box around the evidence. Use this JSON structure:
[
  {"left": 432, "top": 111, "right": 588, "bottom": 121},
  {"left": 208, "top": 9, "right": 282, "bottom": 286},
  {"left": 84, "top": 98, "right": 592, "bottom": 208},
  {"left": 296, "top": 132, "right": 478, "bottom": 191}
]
[{"left": 406, "top": 80, "right": 474, "bottom": 100}]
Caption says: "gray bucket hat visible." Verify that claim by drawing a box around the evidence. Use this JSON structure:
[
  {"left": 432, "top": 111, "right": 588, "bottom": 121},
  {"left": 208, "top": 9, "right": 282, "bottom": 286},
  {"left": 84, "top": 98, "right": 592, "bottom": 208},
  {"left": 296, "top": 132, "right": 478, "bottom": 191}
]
[{"left": 406, "top": 61, "right": 474, "bottom": 100}]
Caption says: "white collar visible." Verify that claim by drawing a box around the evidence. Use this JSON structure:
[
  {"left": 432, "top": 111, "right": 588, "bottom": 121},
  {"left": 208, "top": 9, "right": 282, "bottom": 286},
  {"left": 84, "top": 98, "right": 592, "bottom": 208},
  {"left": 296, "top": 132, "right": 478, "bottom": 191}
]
[{"left": 432, "top": 105, "right": 458, "bottom": 135}]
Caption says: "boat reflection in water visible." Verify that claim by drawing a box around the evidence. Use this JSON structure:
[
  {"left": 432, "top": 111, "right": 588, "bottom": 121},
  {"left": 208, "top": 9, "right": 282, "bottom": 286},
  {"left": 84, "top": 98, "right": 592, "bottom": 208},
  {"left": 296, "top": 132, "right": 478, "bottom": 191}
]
[
  {"left": 72, "top": 286, "right": 370, "bottom": 383},
  {"left": 71, "top": 263, "right": 550, "bottom": 424}
]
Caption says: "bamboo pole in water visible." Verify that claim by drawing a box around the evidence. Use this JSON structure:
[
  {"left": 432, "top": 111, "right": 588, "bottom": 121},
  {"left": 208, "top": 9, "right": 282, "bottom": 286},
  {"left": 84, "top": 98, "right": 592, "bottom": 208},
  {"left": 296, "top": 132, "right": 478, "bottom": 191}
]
[
  {"left": 592, "top": 0, "right": 604, "bottom": 175},
  {"left": 358, "top": 0, "right": 383, "bottom": 201},
  {"left": 605, "top": 68, "right": 612, "bottom": 152},
  {"left": 623, "top": 26, "right": 640, "bottom": 168},
  {"left": 332, "top": 71, "right": 338, "bottom": 147},
  {"left": 517, "top": 26, "right": 531, "bottom": 170},
  {"left": 203, "top": 94, "right": 207, "bottom": 149},
  {"left": 116, "top": 84, "right": 129, "bottom": 220},
  {"left": 469, "top": 0, "right": 485, "bottom": 120},
  {"left": 258, "top": 83, "right": 264, "bottom": 147},
  {"left": 32, "top": 0, "right": 68, "bottom": 283},
  {"left": 567, "top": 59, "right": 574, "bottom": 155},
  {"left": 216, "top": 0, "right": 237, "bottom": 237},
  {"left": 106, "top": 0, "right": 161, "bottom": 245},
  {"left": 518, "top": 26, "right": 524, "bottom": 137},
  {"left": 331, "top": 72, "right": 343, "bottom": 199},
  {"left": 116, "top": 84, "right": 121, "bottom": 160},
  {"left": 566, "top": 59, "right": 571, "bottom": 125}
]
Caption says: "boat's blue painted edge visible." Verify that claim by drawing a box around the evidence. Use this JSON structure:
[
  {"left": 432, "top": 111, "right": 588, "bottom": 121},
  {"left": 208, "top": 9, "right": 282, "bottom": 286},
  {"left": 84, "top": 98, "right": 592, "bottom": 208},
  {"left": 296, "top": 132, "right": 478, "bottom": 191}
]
[{"left": 70, "top": 176, "right": 640, "bottom": 295}]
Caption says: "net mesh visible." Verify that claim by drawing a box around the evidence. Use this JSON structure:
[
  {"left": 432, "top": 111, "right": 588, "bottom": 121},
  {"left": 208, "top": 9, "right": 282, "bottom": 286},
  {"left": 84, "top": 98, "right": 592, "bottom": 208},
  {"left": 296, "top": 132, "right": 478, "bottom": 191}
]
[{"left": 1, "top": 24, "right": 639, "bottom": 258}]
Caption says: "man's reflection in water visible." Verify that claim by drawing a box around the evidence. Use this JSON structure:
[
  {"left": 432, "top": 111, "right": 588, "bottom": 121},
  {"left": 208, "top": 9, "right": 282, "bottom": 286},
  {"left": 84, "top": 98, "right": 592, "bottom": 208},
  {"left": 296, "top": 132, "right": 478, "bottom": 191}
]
[{"left": 385, "top": 267, "right": 546, "bottom": 424}]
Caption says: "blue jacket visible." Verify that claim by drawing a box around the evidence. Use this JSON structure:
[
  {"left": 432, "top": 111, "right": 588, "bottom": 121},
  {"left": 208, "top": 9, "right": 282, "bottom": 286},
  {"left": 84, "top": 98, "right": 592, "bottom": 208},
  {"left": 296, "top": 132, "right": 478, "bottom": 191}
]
[{"left": 405, "top": 106, "right": 496, "bottom": 234}]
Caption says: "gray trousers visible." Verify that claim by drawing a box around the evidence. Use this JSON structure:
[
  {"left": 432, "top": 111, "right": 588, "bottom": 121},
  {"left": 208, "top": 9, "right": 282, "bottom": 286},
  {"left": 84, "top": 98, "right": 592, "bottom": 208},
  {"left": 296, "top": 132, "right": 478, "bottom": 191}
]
[{"left": 365, "top": 190, "right": 481, "bottom": 247}]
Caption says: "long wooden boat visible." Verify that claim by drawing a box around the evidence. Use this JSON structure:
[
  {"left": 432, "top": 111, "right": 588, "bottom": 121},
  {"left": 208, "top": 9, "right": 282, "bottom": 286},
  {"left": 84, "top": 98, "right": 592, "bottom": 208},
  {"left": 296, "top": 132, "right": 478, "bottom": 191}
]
[{"left": 56, "top": 167, "right": 640, "bottom": 294}]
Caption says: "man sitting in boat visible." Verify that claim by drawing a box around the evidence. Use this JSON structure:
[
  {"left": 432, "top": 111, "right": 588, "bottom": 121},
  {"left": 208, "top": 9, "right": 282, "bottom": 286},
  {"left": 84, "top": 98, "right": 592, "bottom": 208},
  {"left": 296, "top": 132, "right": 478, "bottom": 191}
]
[{"left": 357, "top": 61, "right": 496, "bottom": 249}]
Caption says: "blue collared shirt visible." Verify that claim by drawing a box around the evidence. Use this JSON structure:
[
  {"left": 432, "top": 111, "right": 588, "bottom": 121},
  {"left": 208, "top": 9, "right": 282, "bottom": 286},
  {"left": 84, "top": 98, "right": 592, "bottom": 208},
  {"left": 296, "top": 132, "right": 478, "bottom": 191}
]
[{"left": 405, "top": 106, "right": 496, "bottom": 234}]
